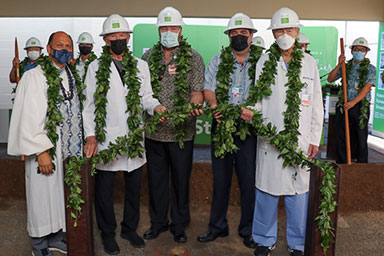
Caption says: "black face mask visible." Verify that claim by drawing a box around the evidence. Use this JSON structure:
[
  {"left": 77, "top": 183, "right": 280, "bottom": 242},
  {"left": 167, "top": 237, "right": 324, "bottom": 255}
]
[
  {"left": 79, "top": 46, "right": 92, "bottom": 55},
  {"left": 230, "top": 35, "right": 249, "bottom": 52},
  {"left": 110, "top": 39, "right": 127, "bottom": 55}
]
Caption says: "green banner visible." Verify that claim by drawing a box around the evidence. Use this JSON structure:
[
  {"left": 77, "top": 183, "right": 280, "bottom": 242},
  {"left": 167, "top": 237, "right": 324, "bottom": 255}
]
[
  {"left": 372, "top": 22, "right": 384, "bottom": 137},
  {"left": 300, "top": 26, "right": 338, "bottom": 85}
]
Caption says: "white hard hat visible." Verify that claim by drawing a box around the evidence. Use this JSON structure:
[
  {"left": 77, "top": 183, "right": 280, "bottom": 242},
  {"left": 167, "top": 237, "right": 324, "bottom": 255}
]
[
  {"left": 224, "top": 13, "right": 257, "bottom": 34},
  {"left": 251, "top": 36, "right": 265, "bottom": 49},
  {"left": 268, "top": 7, "right": 303, "bottom": 30},
  {"left": 24, "top": 37, "right": 43, "bottom": 49},
  {"left": 100, "top": 14, "right": 132, "bottom": 36},
  {"left": 298, "top": 33, "right": 310, "bottom": 44},
  {"left": 77, "top": 32, "right": 95, "bottom": 44},
  {"left": 350, "top": 37, "right": 370, "bottom": 51},
  {"left": 156, "top": 7, "right": 186, "bottom": 27}
]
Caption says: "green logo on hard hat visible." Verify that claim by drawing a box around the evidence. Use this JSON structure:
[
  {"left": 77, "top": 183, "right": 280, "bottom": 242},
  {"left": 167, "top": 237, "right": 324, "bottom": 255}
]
[
  {"left": 257, "top": 41, "right": 261, "bottom": 44},
  {"left": 164, "top": 16, "right": 172, "bottom": 22},
  {"left": 359, "top": 40, "right": 364, "bottom": 44},
  {"left": 112, "top": 22, "right": 120, "bottom": 29},
  {"left": 235, "top": 20, "right": 242, "bottom": 25},
  {"left": 281, "top": 17, "right": 289, "bottom": 24},
  {"left": 82, "top": 37, "right": 86, "bottom": 41},
  {"left": 31, "top": 41, "right": 36, "bottom": 45}
]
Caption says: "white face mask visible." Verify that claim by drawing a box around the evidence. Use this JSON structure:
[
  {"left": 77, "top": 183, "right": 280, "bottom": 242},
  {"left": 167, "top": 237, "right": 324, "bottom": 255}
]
[
  {"left": 276, "top": 34, "right": 295, "bottom": 51},
  {"left": 27, "top": 50, "right": 40, "bottom": 61},
  {"left": 160, "top": 30, "right": 179, "bottom": 48}
]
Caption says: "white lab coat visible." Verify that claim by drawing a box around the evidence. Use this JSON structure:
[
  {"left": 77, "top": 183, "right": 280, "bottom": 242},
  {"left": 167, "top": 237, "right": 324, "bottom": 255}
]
[
  {"left": 8, "top": 66, "right": 69, "bottom": 237},
  {"left": 82, "top": 57, "right": 160, "bottom": 172},
  {"left": 255, "top": 52, "right": 324, "bottom": 196}
]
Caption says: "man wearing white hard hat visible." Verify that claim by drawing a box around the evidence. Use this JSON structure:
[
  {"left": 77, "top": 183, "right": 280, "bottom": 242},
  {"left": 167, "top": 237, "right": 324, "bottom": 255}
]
[
  {"left": 251, "top": 8, "right": 323, "bottom": 256},
  {"left": 74, "top": 32, "right": 97, "bottom": 81},
  {"left": 198, "top": 12, "right": 260, "bottom": 249},
  {"left": 82, "top": 14, "right": 165, "bottom": 254},
  {"left": 9, "top": 37, "right": 43, "bottom": 83},
  {"left": 8, "top": 31, "right": 83, "bottom": 256},
  {"left": 328, "top": 37, "right": 376, "bottom": 164},
  {"left": 141, "top": 6, "right": 205, "bottom": 244},
  {"left": 252, "top": 36, "right": 266, "bottom": 52},
  {"left": 298, "top": 32, "right": 310, "bottom": 53}
]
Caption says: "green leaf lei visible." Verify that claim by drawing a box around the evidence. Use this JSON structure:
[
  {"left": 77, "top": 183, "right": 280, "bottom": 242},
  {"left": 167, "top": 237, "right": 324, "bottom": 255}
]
[
  {"left": 147, "top": 37, "right": 192, "bottom": 148},
  {"left": 337, "top": 58, "right": 370, "bottom": 129},
  {"left": 212, "top": 44, "right": 262, "bottom": 157},
  {"left": 74, "top": 52, "right": 98, "bottom": 82},
  {"left": 94, "top": 46, "right": 145, "bottom": 158},
  {"left": 36, "top": 55, "right": 84, "bottom": 168}
]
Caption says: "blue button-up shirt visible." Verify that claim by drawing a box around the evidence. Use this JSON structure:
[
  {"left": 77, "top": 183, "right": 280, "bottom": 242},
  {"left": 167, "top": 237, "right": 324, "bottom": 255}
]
[
  {"left": 336, "top": 60, "right": 376, "bottom": 101},
  {"left": 204, "top": 51, "right": 252, "bottom": 105}
]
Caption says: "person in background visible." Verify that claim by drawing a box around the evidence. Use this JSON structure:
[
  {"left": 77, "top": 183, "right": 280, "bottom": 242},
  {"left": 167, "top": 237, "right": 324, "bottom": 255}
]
[
  {"left": 327, "top": 37, "right": 376, "bottom": 164},
  {"left": 9, "top": 37, "right": 43, "bottom": 83}
]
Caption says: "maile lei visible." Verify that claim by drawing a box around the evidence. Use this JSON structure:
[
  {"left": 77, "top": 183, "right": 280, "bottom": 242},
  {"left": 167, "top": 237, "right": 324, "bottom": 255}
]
[
  {"left": 212, "top": 44, "right": 262, "bottom": 157},
  {"left": 337, "top": 58, "right": 370, "bottom": 129},
  {"left": 147, "top": 37, "right": 192, "bottom": 148},
  {"left": 36, "top": 55, "right": 84, "bottom": 168},
  {"left": 74, "top": 52, "right": 98, "bottom": 82},
  {"left": 94, "top": 46, "right": 145, "bottom": 158}
]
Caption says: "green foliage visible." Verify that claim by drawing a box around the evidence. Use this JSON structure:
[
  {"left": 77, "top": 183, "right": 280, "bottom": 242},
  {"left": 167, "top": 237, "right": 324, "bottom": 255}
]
[
  {"left": 337, "top": 58, "right": 370, "bottom": 129},
  {"left": 212, "top": 45, "right": 261, "bottom": 157},
  {"left": 147, "top": 37, "right": 193, "bottom": 148}
]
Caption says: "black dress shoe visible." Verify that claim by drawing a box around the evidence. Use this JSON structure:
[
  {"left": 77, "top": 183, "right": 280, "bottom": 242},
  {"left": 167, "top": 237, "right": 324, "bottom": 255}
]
[
  {"left": 243, "top": 235, "right": 258, "bottom": 248},
  {"left": 102, "top": 237, "right": 120, "bottom": 255},
  {"left": 197, "top": 230, "right": 229, "bottom": 242},
  {"left": 120, "top": 231, "right": 145, "bottom": 248},
  {"left": 143, "top": 226, "right": 168, "bottom": 240},
  {"left": 173, "top": 232, "right": 187, "bottom": 243}
]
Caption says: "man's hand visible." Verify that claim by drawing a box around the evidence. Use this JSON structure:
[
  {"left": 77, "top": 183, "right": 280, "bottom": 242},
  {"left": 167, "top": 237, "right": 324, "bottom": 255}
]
[
  {"left": 12, "top": 57, "right": 19, "bottom": 67},
  {"left": 189, "top": 105, "right": 204, "bottom": 117},
  {"left": 343, "top": 100, "right": 357, "bottom": 111},
  {"left": 84, "top": 136, "right": 98, "bottom": 158},
  {"left": 154, "top": 105, "right": 168, "bottom": 122},
  {"left": 240, "top": 107, "right": 254, "bottom": 121},
  {"left": 338, "top": 54, "right": 346, "bottom": 67},
  {"left": 37, "top": 152, "right": 53, "bottom": 175},
  {"left": 307, "top": 144, "right": 319, "bottom": 160}
]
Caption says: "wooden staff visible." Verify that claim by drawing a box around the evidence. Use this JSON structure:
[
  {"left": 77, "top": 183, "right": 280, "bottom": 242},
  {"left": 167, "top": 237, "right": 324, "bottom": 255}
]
[
  {"left": 15, "top": 37, "right": 25, "bottom": 161},
  {"left": 15, "top": 37, "right": 20, "bottom": 84},
  {"left": 340, "top": 38, "right": 351, "bottom": 164}
]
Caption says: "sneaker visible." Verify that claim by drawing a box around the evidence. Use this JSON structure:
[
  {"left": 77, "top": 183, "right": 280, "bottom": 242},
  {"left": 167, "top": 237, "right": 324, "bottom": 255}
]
[
  {"left": 48, "top": 239, "right": 67, "bottom": 254},
  {"left": 32, "top": 248, "right": 52, "bottom": 256},
  {"left": 254, "top": 244, "right": 276, "bottom": 256},
  {"left": 288, "top": 248, "right": 304, "bottom": 256}
]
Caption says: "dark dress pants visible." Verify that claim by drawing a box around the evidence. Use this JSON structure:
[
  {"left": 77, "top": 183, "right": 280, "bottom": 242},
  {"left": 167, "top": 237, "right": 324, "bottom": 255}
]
[
  {"left": 94, "top": 168, "right": 142, "bottom": 239},
  {"left": 336, "top": 102, "right": 369, "bottom": 164},
  {"left": 145, "top": 138, "right": 194, "bottom": 234},
  {"left": 208, "top": 123, "right": 257, "bottom": 237}
]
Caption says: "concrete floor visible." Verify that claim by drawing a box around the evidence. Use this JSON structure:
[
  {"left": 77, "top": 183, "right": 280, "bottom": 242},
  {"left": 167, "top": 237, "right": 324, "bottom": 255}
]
[{"left": 1, "top": 200, "right": 383, "bottom": 256}]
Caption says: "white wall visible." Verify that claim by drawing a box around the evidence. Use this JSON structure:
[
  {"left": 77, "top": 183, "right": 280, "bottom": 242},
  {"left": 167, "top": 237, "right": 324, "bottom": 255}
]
[{"left": 0, "top": 17, "right": 379, "bottom": 142}]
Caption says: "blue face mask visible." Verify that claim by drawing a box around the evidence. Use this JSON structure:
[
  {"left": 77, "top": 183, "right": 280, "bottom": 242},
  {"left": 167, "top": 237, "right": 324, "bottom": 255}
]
[
  {"left": 52, "top": 49, "right": 73, "bottom": 64},
  {"left": 160, "top": 30, "right": 179, "bottom": 48},
  {"left": 353, "top": 51, "right": 365, "bottom": 62}
]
